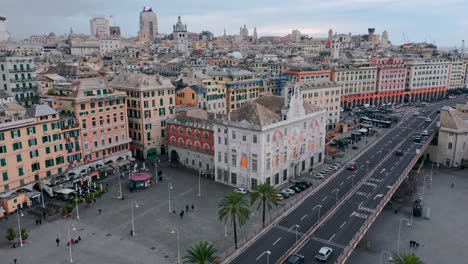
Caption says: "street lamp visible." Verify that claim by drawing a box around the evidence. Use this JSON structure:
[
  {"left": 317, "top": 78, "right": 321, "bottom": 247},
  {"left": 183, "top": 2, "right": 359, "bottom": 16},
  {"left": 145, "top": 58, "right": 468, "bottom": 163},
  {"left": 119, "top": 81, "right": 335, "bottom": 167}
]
[
  {"left": 67, "top": 223, "right": 76, "bottom": 263},
  {"left": 16, "top": 209, "right": 24, "bottom": 247},
  {"left": 410, "top": 192, "right": 423, "bottom": 226},
  {"left": 130, "top": 201, "right": 139, "bottom": 236},
  {"left": 313, "top": 205, "right": 321, "bottom": 223},
  {"left": 75, "top": 196, "right": 80, "bottom": 220},
  {"left": 379, "top": 250, "right": 393, "bottom": 264},
  {"left": 118, "top": 169, "right": 123, "bottom": 199},
  {"left": 397, "top": 218, "right": 410, "bottom": 255},
  {"left": 171, "top": 228, "right": 180, "bottom": 264},
  {"left": 198, "top": 170, "right": 204, "bottom": 198},
  {"left": 40, "top": 181, "right": 45, "bottom": 209},
  {"left": 266, "top": 250, "right": 271, "bottom": 264},
  {"left": 168, "top": 182, "right": 173, "bottom": 213},
  {"left": 332, "top": 189, "right": 339, "bottom": 203},
  {"left": 293, "top": 224, "right": 300, "bottom": 243}
]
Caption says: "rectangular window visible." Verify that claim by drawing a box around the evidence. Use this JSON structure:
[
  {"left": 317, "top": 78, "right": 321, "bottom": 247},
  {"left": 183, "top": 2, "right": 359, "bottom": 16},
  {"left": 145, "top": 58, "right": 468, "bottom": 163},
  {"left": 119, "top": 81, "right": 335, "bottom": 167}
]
[
  {"left": 252, "top": 154, "right": 257, "bottom": 172},
  {"left": 231, "top": 149, "right": 237, "bottom": 166},
  {"left": 27, "top": 127, "right": 36, "bottom": 135},
  {"left": 2, "top": 172, "right": 8, "bottom": 181},
  {"left": 0, "top": 158, "right": 5, "bottom": 166},
  {"left": 16, "top": 154, "right": 22, "bottom": 162},
  {"left": 12, "top": 142, "right": 22, "bottom": 150},
  {"left": 43, "top": 124, "right": 48, "bottom": 132},
  {"left": 448, "top": 143, "right": 453, "bottom": 149},
  {"left": 18, "top": 167, "right": 24, "bottom": 176},
  {"left": 253, "top": 135, "right": 257, "bottom": 144},
  {"left": 0, "top": 132, "right": 4, "bottom": 141},
  {"left": 31, "top": 162, "right": 40, "bottom": 172},
  {"left": 231, "top": 173, "right": 237, "bottom": 185},
  {"left": 28, "top": 138, "right": 37, "bottom": 147},
  {"left": 11, "top": 130, "right": 21, "bottom": 138},
  {"left": 45, "top": 147, "right": 51, "bottom": 154},
  {"left": 45, "top": 159, "right": 54, "bottom": 168},
  {"left": 30, "top": 150, "right": 39, "bottom": 158}
]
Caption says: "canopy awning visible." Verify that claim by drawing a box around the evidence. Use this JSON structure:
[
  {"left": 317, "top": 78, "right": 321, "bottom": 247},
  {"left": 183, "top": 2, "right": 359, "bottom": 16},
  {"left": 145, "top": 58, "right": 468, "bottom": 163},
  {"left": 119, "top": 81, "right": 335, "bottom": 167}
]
[
  {"left": 55, "top": 188, "right": 76, "bottom": 195},
  {"left": 358, "top": 128, "right": 368, "bottom": 133}
]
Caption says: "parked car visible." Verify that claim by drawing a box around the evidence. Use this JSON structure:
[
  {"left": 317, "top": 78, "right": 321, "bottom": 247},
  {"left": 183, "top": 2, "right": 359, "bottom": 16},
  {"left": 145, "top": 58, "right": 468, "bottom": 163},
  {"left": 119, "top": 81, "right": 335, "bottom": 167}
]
[
  {"left": 415, "top": 136, "right": 422, "bottom": 143},
  {"left": 329, "top": 164, "right": 340, "bottom": 170},
  {"left": 396, "top": 150, "right": 404, "bottom": 156},
  {"left": 294, "top": 183, "right": 307, "bottom": 191},
  {"left": 347, "top": 162, "right": 357, "bottom": 170},
  {"left": 291, "top": 186, "right": 302, "bottom": 193},
  {"left": 279, "top": 191, "right": 291, "bottom": 198},
  {"left": 315, "top": 247, "right": 333, "bottom": 262},
  {"left": 414, "top": 112, "right": 420, "bottom": 116},
  {"left": 284, "top": 254, "right": 305, "bottom": 264},
  {"left": 299, "top": 181, "right": 312, "bottom": 188},
  {"left": 314, "top": 173, "right": 326, "bottom": 179},
  {"left": 234, "top": 188, "right": 247, "bottom": 195},
  {"left": 283, "top": 189, "right": 295, "bottom": 195},
  {"left": 276, "top": 194, "right": 284, "bottom": 201}
]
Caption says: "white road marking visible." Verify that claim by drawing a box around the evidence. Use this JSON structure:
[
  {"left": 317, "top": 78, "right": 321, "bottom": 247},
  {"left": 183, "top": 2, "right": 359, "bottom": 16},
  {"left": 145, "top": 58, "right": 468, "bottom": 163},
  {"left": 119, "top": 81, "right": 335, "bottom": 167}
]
[
  {"left": 387, "top": 185, "right": 393, "bottom": 189},
  {"left": 374, "top": 194, "right": 383, "bottom": 200},
  {"left": 391, "top": 166, "right": 394, "bottom": 170},
  {"left": 300, "top": 214, "right": 308, "bottom": 221},
  {"left": 381, "top": 168, "right": 386, "bottom": 173},
  {"left": 322, "top": 196, "right": 328, "bottom": 202},
  {"left": 340, "top": 221, "right": 347, "bottom": 229},
  {"left": 273, "top": 237, "right": 282, "bottom": 245},
  {"left": 329, "top": 234, "right": 336, "bottom": 241},
  {"left": 339, "top": 181, "right": 344, "bottom": 186}
]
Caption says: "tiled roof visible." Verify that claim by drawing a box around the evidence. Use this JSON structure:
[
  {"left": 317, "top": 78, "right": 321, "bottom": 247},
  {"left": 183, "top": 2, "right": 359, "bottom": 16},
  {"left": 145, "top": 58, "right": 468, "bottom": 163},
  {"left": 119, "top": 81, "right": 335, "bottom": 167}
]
[
  {"left": 441, "top": 106, "right": 468, "bottom": 131},
  {"left": 25, "top": 104, "right": 58, "bottom": 118}
]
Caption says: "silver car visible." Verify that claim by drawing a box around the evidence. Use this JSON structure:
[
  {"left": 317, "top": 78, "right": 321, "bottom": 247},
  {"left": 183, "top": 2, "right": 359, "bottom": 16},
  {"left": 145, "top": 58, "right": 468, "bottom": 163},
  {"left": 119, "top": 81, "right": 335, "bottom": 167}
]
[{"left": 315, "top": 247, "right": 333, "bottom": 261}]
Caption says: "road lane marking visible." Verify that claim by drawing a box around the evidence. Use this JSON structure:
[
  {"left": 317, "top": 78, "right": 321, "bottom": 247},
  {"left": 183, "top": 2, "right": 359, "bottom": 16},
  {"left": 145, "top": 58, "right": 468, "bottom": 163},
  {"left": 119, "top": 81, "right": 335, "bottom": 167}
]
[
  {"left": 273, "top": 237, "right": 282, "bottom": 245},
  {"left": 351, "top": 211, "right": 369, "bottom": 219},
  {"left": 300, "top": 214, "right": 308, "bottom": 221},
  {"left": 381, "top": 168, "right": 386, "bottom": 173},
  {"left": 328, "top": 234, "right": 336, "bottom": 242},
  {"left": 391, "top": 166, "right": 394, "bottom": 170},
  {"left": 256, "top": 251, "right": 268, "bottom": 261},
  {"left": 340, "top": 221, "right": 346, "bottom": 229},
  {"left": 339, "top": 181, "right": 344, "bottom": 186},
  {"left": 322, "top": 196, "right": 328, "bottom": 202},
  {"left": 374, "top": 194, "right": 383, "bottom": 200}
]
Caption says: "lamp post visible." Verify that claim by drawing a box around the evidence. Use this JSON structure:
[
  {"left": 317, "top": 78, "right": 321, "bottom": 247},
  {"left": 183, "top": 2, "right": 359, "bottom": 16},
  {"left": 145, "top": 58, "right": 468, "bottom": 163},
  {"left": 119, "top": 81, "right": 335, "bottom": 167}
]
[
  {"left": 16, "top": 209, "right": 24, "bottom": 247},
  {"left": 40, "top": 181, "right": 45, "bottom": 209},
  {"left": 332, "top": 189, "right": 339, "bottom": 203},
  {"left": 379, "top": 250, "right": 393, "bottom": 264},
  {"left": 293, "top": 224, "right": 300, "bottom": 243},
  {"left": 397, "top": 218, "right": 410, "bottom": 255},
  {"left": 410, "top": 192, "right": 423, "bottom": 226},
  {"left": 130, "top": 201, "right": 139, "bottom": 236},
  {"left": 75, "top": 197, "right": 80, "bottom": 220},
  {"left": 67, "top": 223, "right": 76, "bottom": 263},
  {"left": 168, "top": 182, "right": 173, "bottom": 213},
  {"left": 118, "top": 169, "right": 123, "bottom": 199},
  {"left": 313, "top": 205, "right": 321, "bottom": 223},
  {"left": 171, "top": 228, "right": 180, "bottom": 264},
  {"left": 266, "top": 250, "right": 271, "bottom": 264},
  {"left": 198, "top": 170, "right": 203, "bottom": 198}
]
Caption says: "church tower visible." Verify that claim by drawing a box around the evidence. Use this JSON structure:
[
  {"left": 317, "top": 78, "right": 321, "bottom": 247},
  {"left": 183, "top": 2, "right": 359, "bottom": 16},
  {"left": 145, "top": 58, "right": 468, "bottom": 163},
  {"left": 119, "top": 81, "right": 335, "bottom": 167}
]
[
  {"left": 173, "top": 16, "right": 188, "bottom": 53},
  {"left": 331, "top": 37, "right": 340, "bottom": 59},
  {"left": 253, "top": 27, "right": 258, "bottom": 44}
]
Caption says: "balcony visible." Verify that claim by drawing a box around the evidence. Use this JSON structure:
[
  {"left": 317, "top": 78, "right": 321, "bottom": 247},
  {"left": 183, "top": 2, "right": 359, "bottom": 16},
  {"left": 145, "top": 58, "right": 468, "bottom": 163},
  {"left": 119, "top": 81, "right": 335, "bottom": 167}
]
[
  {"left": 8, "top": 67, "right": 36, "bottom": 73},
  {"left": 11, "top": 86, "right": 38, "bottom": 93},
  {"left": 10, "top": 77, "right": 37, "bottom": 83}
]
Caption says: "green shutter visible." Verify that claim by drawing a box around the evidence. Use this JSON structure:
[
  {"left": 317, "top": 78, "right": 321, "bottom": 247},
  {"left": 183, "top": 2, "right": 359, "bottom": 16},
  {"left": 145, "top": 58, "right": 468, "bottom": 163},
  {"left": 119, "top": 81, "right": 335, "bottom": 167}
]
[
  {"left": 0, "top": 158, "right": 6, "bottom": 166},
  {"left": 2, "top": 172, "right": 8, "bottom": 181},
  {"left": 18, "top": 168, "right": 24, "bottom": 176},
  {"left": 16, "top": 154, "right": 22, "bottom": 162}
]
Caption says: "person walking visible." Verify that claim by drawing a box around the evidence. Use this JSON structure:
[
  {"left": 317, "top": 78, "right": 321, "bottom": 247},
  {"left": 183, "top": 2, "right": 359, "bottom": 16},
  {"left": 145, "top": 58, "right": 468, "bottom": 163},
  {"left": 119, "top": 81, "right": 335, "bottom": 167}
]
[
  {"left": 98, "top": 208, "right": 102, "bottom": 215},
  {"left": 78, "top": 236, "right": 81, "bottom": 241},
  {"left": 191, "top": 204, "right": 194, "bottom": 210},
  {"left": 180, "top": 210, "right": 184, "bottom": 219},
  {"left": 56, "top": 238, "right": 60, "bottom": 247},
  {"left": 186, "top": 205, "right": 189, "bottom": 212},
  {"left": 14, "top": 258, "right": 17, "bottom": 264}
]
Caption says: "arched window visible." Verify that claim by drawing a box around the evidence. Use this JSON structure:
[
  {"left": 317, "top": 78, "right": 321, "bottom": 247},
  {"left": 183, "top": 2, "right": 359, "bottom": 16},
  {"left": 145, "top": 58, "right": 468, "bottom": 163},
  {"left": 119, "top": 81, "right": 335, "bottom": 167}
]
[
  {"left": 203, "top": 143, "right": 210, "bottom": 154},
  {"left": 178, "top": 127, "right": 184, "bottom": 135},
  {"left": 194, "top": 141, "right": 201, "bottom": 152},
  {"left": 171, "top": 126, "right": 176, "bottom": 134},
  {"left": 195, "top": 130, "right": 201, "bottom": 138},
  {"left": 178, "top": 138, "right": 184, "bottom": 147},
  {"left": 203, "top": 132, "right": 209, "bottom": 140},
  {"left": 186, "top": 140, "right": 192, "bottom": 150},
  {"left": 187, "top": 128, "right": 192, "bottom": 137},
  {"left": 170, "top": 136, "right": 176, "bottom": 146}
]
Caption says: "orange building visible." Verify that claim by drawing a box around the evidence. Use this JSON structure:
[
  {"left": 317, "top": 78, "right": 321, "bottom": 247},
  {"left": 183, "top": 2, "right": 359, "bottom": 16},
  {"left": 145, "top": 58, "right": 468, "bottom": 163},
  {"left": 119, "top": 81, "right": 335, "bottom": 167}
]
[
  {"left": 175, "top": 86, "right": 200, "bottom": 106},
  {"left": 284, "top": 67, "right": 332, "bottom": 83}
]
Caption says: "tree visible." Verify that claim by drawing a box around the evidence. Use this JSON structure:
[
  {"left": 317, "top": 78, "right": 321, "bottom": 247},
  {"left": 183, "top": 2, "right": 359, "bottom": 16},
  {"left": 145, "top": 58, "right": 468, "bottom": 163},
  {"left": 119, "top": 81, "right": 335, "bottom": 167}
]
[
  {"left": 6, "top": 228, "right": 15, "bottom": 243},
  {"left": 391, "top": 253, "right": 425, "bottom": 264},
  {"left": 250, "top": 183, "right": 277, "bottom": 227},
  {"left": 183, "top": 241, "right": 217, "bottom": 264},
  {"left": 20, "top": 228, "right": 29, "bottom": 241},
  {"left": 218, "top": 192, "right": 250, "bottom": 249}
]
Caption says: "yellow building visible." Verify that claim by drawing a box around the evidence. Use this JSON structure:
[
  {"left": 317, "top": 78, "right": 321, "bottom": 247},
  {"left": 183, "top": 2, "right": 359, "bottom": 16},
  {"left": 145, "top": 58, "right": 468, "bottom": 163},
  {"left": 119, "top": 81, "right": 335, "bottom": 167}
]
[{"left": 175, "top": 86, "right": 200, "bottom": 106}]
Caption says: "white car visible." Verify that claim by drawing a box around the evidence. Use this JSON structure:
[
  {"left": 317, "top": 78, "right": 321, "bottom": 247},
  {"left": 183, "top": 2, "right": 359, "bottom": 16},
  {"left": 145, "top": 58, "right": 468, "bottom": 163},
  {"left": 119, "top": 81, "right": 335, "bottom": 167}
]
[
  {"left": 234, "top": 188, "right": 247, "bottom": 195},
  {"left": 414, "top": 112, "right": 420, "bottom": 116},
  {"left": 283, "top": 189, "right": 295, "bottom": 195},
  {"left": 421, "top": 130, "right": 429, "bottom": 136},
  {"left": 315, "top": 246, "right": 333, "bottom": 261},
  {"left": 314, "top": 173, "right": 326, "bottom": 179},
  {"left": 425, "top": 118, "right": 431, "bottom": 122},
  {"left": 330, "top": 164, "right": 340, "bottom": 170}
]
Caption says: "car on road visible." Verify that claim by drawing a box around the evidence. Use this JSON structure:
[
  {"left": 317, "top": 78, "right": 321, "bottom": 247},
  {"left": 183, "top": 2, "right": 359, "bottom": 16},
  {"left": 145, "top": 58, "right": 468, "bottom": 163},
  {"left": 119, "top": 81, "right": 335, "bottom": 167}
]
[
  {"left": 315, "top": 247, "right": 333, "bottom": 262},
  {"left": 396, "top": 149, "right": 404, "bottom": 156},
  {"left": 283, "top": 189, "right": 295, "bottom": 195},
  {"left": 279, "top": 191, "right": 290, "bottom": 198},
  {"left": 414, "top": 112, "right": 420, "bottom": 116},
  {"left": 276, "top": 194, "right": 284, "bottom": 201},
  {"left": 415, "top": 136, "right": 422, "bottom": 143},
  {"left": 436, "top": 109, "right": 441, "bottom": 113},
  {"left": 284, "top": 254, "right": 305, "bottom": 264},
  {"left": 347, "top": 162, "right": 357, "bottom": 170},
  {"left": 234, "top": 188, "right": 247, "bottom": 195},
  {"left": 425, "top": 117, "right": 431, "bottom": 122},
  {"left": 421, "top": 130, "right": 429, "bottom": 136}
]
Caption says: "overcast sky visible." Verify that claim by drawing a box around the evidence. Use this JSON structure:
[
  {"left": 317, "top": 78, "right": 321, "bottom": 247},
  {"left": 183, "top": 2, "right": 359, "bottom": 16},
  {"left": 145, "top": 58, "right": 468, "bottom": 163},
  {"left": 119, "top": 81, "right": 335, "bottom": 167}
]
[{"left": 2, "top": 0, "right": 467, "bottom": 47}]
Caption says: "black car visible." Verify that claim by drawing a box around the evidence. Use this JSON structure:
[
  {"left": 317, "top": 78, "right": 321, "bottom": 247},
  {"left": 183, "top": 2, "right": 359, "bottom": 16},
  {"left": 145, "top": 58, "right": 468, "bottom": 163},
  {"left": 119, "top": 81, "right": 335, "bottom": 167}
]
[
  {"left": 284, "top": 254, "right": 305, "bottom": 264},
  {"left": 291, "top": 186, "right": 302, "bottom": 193},
  {"left": 396, "top": 150, "right": 404, "bottom": 156},
  {"left": 294, "top": 184, "right": 307, "bottom": 191},
  {"left": 299, "top": 181, "right": 312, "bottom": 188},
  {"left": 415, "top": 137, "right": 422, "bottom": 143}
]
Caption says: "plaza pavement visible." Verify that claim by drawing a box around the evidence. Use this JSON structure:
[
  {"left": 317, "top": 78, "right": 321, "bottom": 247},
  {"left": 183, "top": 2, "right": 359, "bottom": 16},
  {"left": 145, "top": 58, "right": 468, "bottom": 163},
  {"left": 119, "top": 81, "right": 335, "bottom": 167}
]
[{"left": 347, "top": 166, "right": 468, "bottom": 264}]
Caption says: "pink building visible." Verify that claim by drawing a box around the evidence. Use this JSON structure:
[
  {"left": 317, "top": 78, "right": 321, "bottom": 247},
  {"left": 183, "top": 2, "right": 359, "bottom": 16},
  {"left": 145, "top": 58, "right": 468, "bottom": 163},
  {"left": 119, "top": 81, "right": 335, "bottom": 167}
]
[{"left": 370, "top": 57, "right": 407, "bottom": 104}]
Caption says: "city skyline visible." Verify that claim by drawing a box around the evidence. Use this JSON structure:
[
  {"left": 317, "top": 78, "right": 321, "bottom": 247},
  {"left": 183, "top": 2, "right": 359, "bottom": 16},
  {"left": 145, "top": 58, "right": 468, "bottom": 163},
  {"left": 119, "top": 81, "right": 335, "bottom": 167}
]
[{"left": 2, "top": 0, "right": 467, "bottom": 47}]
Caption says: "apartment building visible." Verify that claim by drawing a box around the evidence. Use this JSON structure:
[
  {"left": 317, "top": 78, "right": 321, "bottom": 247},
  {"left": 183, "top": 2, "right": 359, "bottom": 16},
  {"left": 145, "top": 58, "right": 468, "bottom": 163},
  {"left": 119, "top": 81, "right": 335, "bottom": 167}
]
[
  {"left": 370, "top": 57, "right": 407, "bottom": 105},
  {"left": 405, "top": 58, "right": 450, "bottom": 102},
  {"left": 0, "top": 104, "right": 70, "bottom": 213},
  {"left": 448, "top": 58, "right": 467, "bottom": 91},
  {"left": 284, "top": 67, "right": 332, "bottom": 83},
  {"left": 0, "top": 56, "right": 38, "bottom": 106},
  {"left": 299, "top": 81, "right": 341, "bottom": 128},
  {"left": 331, "top": 66, "right": 378, "bottom": 108},
  {"left": 108, "top": 72, "right": 175, "bottom": 159}
]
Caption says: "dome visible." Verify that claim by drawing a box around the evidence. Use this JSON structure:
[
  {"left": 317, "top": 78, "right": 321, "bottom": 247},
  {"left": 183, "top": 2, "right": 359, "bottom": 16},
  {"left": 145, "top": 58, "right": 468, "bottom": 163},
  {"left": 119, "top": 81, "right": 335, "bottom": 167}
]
[{"left": 229, "top": 51, "right": 242, "bottom": 59}]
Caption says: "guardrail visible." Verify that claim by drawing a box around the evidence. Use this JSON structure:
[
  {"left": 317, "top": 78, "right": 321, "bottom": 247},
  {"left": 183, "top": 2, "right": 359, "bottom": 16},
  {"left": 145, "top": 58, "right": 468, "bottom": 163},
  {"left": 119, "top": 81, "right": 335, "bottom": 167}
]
[{"left": 335, "top": 114, "right": 437, "bottom": 263}]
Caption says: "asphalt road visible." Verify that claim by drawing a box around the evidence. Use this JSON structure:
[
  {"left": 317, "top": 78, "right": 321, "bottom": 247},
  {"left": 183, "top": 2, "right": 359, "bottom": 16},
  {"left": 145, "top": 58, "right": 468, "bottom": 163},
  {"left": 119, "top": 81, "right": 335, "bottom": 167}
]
[{"left": 228, "top": 99, "right": 465, "bottom": 264}]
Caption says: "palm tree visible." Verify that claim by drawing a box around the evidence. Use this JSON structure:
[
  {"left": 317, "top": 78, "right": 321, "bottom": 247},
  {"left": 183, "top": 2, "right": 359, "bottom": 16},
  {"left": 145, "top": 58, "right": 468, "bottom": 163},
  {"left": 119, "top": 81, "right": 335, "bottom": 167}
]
[
  {"left": 183, "top": 241, "right": 217, "bottom": 264},
  {"left": 250, "top": 183, "right": 277, "bottom": 227},
  {"left": 218, "top": 192, "right": 250, "bottom": 249},
  {"left": 391, "top": 253, "right": 425, "bottom": 264}
]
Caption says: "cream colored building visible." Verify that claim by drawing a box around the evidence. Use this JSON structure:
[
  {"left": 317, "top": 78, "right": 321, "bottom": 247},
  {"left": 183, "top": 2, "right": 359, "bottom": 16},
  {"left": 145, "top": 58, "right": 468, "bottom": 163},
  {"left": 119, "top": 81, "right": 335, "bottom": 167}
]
[
  {"left": 332, "top": 66, "right": 378, "bottom": 108},
  {"left": 89, "top": 17, "right": 110, "bottom": 38},
  {"left": 448, "top": 58, "right": 467, "bottom": 90},
  {"left": 426, "top": 104, "right": 468, "bottom": 168},
  {"left": 108, "top": 72, "right": 176, "bottom": 159},
  {"left": 300, "top": 81, "right": 342, "bottom": 128}
]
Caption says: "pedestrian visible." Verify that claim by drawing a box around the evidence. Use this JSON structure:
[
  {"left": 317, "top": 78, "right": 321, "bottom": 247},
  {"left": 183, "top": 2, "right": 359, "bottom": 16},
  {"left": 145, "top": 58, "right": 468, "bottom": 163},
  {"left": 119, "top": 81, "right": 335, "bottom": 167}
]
[
  {"left": 39, "top": 219, "right": 42, "bottom": 225},
  {"left": 78, "top": 236, "right": 81, "bottom": 241},
  {"left": 93, "top": 197, "right": 97, "bottom": 203},
  {"left": 130, "top": 230, "right": 134, "bottom": 236},
  {"left": 180, "top": 210, "right": 184, "bottom": 219},
  {"left": 409, "top": 240, "right": 413, "bottom": 248},
  {"left": 98, "top": 208, "right": 102, "bottom": 215},
  {"left": 14, "top": 258, "right": 17, "bottom": 264},
  {"left": 451, "top": 182, "right": 454, "bottom": 188},
  {"left": 416, "top": 242, "right": 420, "bottom": 248},
  {"left": 191, "top": 204, "right": 194, "bottom": 210},
  {"left": 35, "top": 219, "right": 38, "bottom": 225},
  {"left": 43, "top": 211, "right": 46, "bottom": 218},
  {"left": 186, "top": 205, "right": 189, "bottom": 212},
  {"left": 56, "top": 238, "right": 60, "bottom": 247}
]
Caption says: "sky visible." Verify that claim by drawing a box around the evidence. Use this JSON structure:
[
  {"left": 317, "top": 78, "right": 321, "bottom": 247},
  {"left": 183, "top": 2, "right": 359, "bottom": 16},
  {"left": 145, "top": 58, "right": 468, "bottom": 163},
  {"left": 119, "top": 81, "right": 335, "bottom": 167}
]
[{"left": 2, "top": 0, "right": 467, "bottom": 47}]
